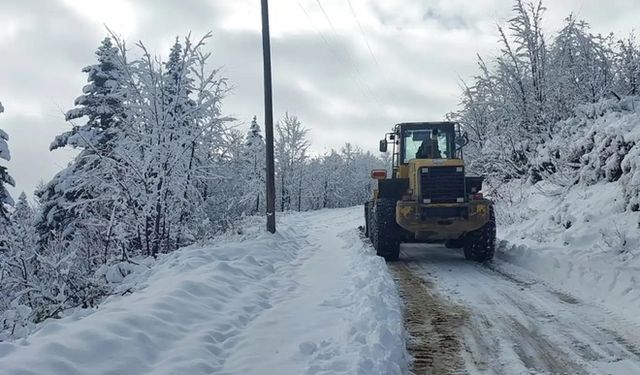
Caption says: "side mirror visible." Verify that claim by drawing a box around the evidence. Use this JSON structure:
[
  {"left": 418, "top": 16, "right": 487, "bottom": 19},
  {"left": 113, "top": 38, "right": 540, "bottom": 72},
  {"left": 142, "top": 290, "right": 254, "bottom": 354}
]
[
  {"left": 455, "top": 132, "right": 469, "bottom": 147},
  {"left": 379, "top": 139, "right": 388, "bottom": 153}
]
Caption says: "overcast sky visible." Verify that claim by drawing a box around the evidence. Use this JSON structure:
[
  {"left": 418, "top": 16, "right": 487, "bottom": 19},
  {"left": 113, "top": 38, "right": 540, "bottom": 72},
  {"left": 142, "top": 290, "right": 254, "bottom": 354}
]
[{"left": 1, "top": 0, "right": 639, "bottom": 197}]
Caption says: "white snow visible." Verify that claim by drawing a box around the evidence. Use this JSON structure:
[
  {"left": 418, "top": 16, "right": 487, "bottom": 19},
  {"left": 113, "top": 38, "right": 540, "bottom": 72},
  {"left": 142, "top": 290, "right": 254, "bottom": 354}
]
[
  {"left": 0, "top": 207, "right": 406, "bottom": 375},
  {"left": 401, "top": 244, "right": 640, "bottom": 374},
  {"left": 494, "top": 178, "right": 640, "bottom": 326}
]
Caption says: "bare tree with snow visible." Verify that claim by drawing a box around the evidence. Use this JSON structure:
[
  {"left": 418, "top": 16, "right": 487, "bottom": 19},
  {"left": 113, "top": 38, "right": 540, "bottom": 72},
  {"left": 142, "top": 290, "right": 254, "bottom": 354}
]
[{"left": 275, "top": 112, "right": 310, "bottom": 211}]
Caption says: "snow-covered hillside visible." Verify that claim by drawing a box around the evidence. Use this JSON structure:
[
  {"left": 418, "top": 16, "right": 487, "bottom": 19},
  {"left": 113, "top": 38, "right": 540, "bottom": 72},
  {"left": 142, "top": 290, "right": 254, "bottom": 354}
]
[
  {"left": 494, "top": 180, "right": 640, "bottom": 326},
  {"left": 491, "top": 98, "right": 640, "bottom": 325},
  {"left": 0, "top": 208, "right": 406, "bottom": 375}
]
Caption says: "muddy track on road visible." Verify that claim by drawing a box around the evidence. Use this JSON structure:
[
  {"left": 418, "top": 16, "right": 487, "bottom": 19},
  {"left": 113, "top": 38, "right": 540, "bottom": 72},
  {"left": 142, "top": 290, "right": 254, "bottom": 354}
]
[
  {"left": 389, "top": 245, "right": 640, "bottom": 374},
  {"left": 389, "top": 261, "right": 468, "bottom": 375}
]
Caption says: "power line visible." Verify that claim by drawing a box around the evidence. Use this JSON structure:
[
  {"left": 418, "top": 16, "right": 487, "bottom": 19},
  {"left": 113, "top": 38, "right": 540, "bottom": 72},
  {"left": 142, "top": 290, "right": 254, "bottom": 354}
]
[
  {"left": 297, "top": 1, "right": 338, "bottom": 57},
  {"left": 346, "top": 0, "right": 399, "bottom": 109},
  {"left": 346, "top": 0, "right": 379, "bottom": 67},
  {"left": 314, "top": 0, "right": 339, "bottom": 35},
  {"left": 311, "top": 0, "right": 384, "bottom": 107},
  {"left": 296, "top": 0, "right": 380, "bottom": 106}
]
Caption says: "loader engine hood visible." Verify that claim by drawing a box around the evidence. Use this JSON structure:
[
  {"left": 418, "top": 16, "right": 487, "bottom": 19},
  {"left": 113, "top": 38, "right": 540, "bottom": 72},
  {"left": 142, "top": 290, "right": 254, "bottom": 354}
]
[{"left": 407, "top": 159, "right": 466, "bottom": 203}]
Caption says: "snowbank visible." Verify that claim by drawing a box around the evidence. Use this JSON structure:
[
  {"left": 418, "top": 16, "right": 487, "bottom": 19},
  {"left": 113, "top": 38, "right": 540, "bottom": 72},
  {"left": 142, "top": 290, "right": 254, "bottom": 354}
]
[
  {"left": 0, "top": 207, "right": 407, "bottom": 375},
  {"left": 494, "top": 179, "right": 640, "bottom": 324},
  {"left": 492, "top": 97, "right": 640, "bottom": 324},
  {"left": 535, "top": 96, "right": 640, "bottom": 208}
]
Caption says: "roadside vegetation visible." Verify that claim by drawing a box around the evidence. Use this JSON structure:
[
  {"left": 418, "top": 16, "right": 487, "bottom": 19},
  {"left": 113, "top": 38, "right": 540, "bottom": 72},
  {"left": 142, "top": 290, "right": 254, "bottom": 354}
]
[
  {"left": 453, "top": 0, "right": 640, "bottom": 324},
  {"left": 0, "top": 34, "right": 382, "bottom": 340}
]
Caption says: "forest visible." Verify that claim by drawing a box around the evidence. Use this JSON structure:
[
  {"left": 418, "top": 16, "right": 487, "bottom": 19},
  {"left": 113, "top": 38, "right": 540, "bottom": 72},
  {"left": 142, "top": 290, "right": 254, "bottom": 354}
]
[
  {"left": 451, "top": 1, "right": 640, "bottom": 205},
  {"left": 0, "top": 34, "right": 382, "bottom": 338}
]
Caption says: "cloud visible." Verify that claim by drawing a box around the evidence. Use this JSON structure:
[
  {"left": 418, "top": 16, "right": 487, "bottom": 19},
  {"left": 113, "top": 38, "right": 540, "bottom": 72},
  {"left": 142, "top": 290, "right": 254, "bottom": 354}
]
[
  {"left": 0, "top": 0, "right": 104, "bottom": 198},
  {"left": 423, "top": 8, "right": 469, "bottom": 30},
  {"left": 1, "top": 0, "right": 639, "bottom": 198}
]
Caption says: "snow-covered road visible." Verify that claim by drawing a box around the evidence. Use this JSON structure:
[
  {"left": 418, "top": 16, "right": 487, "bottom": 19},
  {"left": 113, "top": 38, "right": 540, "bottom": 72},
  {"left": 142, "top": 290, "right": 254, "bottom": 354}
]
[
  {"left": 4, "top": 205, "right": 640, "bottom": 375},
  {"left": 394, "top": 245, "right": 640, "bottom": 375},
  {"left": 0, "top": 207, "right": 406, "bottom": 375}
]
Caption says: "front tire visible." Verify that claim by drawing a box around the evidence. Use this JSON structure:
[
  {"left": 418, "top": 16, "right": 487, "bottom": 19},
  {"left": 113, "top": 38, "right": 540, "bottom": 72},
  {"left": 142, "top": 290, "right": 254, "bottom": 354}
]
[
  {"left": 463, "top": 207, "right": 496, "bottom": 262},
  {"left": 372, "top": 199, "right": 400, "bottom": 261}
]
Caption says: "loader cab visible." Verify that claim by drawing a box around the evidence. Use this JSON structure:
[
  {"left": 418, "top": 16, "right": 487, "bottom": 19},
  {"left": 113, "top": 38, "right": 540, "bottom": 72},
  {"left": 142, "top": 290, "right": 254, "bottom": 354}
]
[{"left": 380, "top": 122, "right": 464, "bottom": 179}]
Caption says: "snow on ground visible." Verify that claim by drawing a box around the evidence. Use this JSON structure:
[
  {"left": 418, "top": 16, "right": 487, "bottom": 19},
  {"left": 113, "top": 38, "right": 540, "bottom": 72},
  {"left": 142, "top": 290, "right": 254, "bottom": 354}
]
[
  {"left": 491, "top": 97, "right": 640, "bottom": 327},
  {"left": 398, "top": 245, "right": 640, "bottom": 375},
  {"left": 494, "top": 179, "right": 640, "bottom": 326},
  {"left": 0, "top": 207, "right": 407, "bottom": 375}
]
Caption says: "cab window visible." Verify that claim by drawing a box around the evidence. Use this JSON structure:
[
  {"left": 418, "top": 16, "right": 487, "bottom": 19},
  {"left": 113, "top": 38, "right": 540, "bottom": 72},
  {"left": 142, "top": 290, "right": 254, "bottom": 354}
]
[{"left": 402, "top": 129, "right": 453, "bottom": 163}]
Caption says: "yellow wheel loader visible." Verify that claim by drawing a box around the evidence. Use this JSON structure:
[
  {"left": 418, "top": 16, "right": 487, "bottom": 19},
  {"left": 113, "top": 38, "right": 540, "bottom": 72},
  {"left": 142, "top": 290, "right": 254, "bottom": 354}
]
[{"left": 364, "top": 122, "right": 495, "bottom": 262}]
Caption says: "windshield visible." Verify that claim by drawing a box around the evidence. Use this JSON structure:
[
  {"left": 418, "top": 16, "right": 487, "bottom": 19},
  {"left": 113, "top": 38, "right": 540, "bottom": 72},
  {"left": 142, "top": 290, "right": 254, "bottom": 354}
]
[{"left": 402, "top": 128, "right": 453, "bottom": 163}]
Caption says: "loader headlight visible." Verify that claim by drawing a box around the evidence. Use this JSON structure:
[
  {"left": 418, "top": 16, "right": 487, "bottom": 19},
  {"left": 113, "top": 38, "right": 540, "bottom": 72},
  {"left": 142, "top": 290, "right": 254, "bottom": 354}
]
[{"left": 475, "top": 204, "right": 487, "bottom": 215}]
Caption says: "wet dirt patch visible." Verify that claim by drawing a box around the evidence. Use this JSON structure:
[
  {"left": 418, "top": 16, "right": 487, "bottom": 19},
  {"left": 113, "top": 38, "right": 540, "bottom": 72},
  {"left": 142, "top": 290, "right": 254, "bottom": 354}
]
[
  {"left": 600, "top": 327, "right": 640, "bottom": 357},
  {"left": 389, "top": 263, "right": 468, "bottom": 375},
  {"left": 550, "top": 290, "right": 581, "bottom": 305},
  {"left": 485, "top": 263, "right": 537, "bottom": 288}
]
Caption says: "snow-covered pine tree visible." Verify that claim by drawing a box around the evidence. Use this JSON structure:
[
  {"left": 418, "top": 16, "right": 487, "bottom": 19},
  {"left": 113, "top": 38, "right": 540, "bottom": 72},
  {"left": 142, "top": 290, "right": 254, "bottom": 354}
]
[
  {"left": 242, "top": 116, "right": 266, "bottom": 214},
  {"left": 51, "top": 37, "right": 125, "bottom": 151},
  {"left": 163, "top": 39, "right": 196, "bottom": 126},
  {"left": 0, "top": 101, "right": 15, "bottom": 223},
  {"left": 37, "top": 36, "right": 125, "bottom": 251}
]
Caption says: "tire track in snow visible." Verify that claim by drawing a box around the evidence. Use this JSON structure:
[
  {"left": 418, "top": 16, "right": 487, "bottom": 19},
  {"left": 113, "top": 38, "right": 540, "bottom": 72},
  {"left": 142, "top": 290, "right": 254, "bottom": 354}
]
[
  {"left": 393, "top": 244, "right": 640, "bottom": 374},
  {"left": 491, "top": 257, "right": 640, "bottom": 366},
  {"left": 388, "top": 259, "right": 468, "bottom": 374}
]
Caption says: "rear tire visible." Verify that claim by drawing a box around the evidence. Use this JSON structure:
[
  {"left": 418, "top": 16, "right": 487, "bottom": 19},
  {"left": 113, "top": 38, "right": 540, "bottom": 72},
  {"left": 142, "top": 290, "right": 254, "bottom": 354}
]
[
  {"left": 366, "top": 202, "right": 375, "bottom": 239},
  {"left": 364, "top": 202, "right": 370, "bottom": 238},
  {"left": 463, "top": 206, "right": 496, "bottom": 262},
  {"left": 372, "top": 199, "right": 400, "bottom": 261}
]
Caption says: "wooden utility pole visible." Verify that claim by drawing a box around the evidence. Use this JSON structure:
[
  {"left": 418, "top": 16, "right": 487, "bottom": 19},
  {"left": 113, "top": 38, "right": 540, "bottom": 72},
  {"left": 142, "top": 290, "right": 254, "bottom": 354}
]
[{"left": 261, "top": 0, "right": 276, "bottom": 233}]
